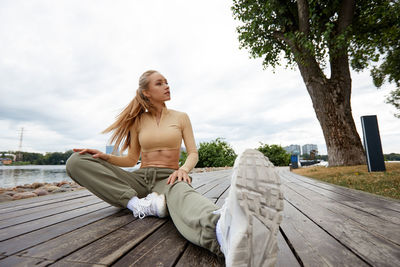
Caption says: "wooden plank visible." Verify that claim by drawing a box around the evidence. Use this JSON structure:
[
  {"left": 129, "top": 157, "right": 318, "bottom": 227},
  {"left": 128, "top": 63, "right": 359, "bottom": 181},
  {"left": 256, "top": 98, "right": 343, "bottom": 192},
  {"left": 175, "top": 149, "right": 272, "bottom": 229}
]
[
  {"left": 0, "top": 193, "right": 97, "bottom": 221},
  {"left": 191, "top": 174, "right": 220, "bottom": 189},
  {"left": 53, "top": 179, "right": 227, "bottom": 266},
  {"left": 112, "top": 220, "right": 187, "bottom": 267},
  {"left": 203, "top": 178, "right": 231, "bottom": 199},
  {"left": 0, "top": 206, "right": 119, "bottom": 256},
  {"left": 0, "top": 255, "right": 53, "bottom": 267},
  {"left": 54, "top": 217, "right": 167, "bottom": 266},
  {"left": 195, "top": 179, "right": 224, "bottom": 195},
  {"left": 282, "top": 183, "right": 400, "bottom": 266},
  {"left": 278, "top": 169, "right": 400, "bottom": 225},
  {"left": 0, "top": 197, "right": 102, "bottom": 229},
  {"left": 280, "top": 199, "right": 368, "bottom": 266},
  {"left": 1, "top": 170, "right": 306, "bottom": 267},
  {"left": 191, "top": 170, "right": 232, "bottom": 180},
  {"left": 191, "top": 170, "right": 232, "bottom": 189},
  {"left": 191, "top": 175, "right": 223, "bottom": 194},
  {"left": 16, "top": 209, "right": 134, "bottom": 260},
  {"left": 191, "top": 173, "right": 218, "bottom": 187},
  {"left": 0, "top": 190, "right": 92, "bottom": 212},
  {"left": 51, "top": 262, "right": 104, "bottom": 267},
  {"left": 0, "top": 202, "right": 110, "bottom": 241},
  {"left": 215, "top": 185, "right": 230, "bottom": 208},
  {"left": 282, "top": 176, "right": 400, "bottom": 246},
  {"left": 276, "top": 230, "right": 300, "bottom": 267},
  {"left": 278, "top": 168, "right": 400, "bottom": 212},
  {"left": 175, "top": 243, "right": 224, "bottom": 267}
]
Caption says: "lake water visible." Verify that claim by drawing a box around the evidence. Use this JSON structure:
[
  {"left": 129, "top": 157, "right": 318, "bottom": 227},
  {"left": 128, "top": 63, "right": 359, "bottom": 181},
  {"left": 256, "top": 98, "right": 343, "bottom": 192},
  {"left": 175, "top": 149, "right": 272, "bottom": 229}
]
[{"left": 0, "top": 165, "right": 140, "bottom": 188}]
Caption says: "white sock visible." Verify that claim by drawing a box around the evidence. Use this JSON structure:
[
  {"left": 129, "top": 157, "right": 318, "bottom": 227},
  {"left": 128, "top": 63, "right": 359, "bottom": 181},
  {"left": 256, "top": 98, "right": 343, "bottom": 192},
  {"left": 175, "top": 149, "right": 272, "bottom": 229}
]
[
  {"left": 215, "top": 218, "right": 225, "bottom": 254},
  {"left": 127, "top": 196, "right": 139, "bottom": 212}
]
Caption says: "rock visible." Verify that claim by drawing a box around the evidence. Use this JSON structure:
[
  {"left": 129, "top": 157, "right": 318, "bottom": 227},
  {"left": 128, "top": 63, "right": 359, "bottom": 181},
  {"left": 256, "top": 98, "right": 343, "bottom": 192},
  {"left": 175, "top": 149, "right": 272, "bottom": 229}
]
[
  {"left": 16, "top": 184, "right": 32, "bottom": 189},
  {"left": 3, "top": 191, "right": 16, "bottom": 196},
  {"left": 57, "top": 181, "right": 69, "bottom": 187},
  {"left": 34, "top": 189, "right": 49, "bottom": 196},
  {"left": 0, "top": 194, "right": 13, "bottom": 202},
  {"left": 60, "top": 184, "right": 72, "bottom": 189},
  {"left": 43, "top": 185, "right": 60, "bottom": 192},
  {"left": 53, "top": 188, "right": 73, "bottom": 193},
  {"left": 15, "top": 187, "right": 27, "bottom": 193},
  {"left": 13, "top": 192, "right": 37, "bottom": 200},
  {"left": 71, "top": 184, "right": 84, "bottom": 190},
  {"left": 31, "top": 182, "right": 44, "bottom": 189}
]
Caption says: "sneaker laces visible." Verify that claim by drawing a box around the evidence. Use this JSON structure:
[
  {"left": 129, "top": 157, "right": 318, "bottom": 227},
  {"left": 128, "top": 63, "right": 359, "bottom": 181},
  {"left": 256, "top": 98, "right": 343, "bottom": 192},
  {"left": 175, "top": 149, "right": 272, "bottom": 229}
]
[{"left": 133, "top": 195, "right": 154, "bottom": 219}]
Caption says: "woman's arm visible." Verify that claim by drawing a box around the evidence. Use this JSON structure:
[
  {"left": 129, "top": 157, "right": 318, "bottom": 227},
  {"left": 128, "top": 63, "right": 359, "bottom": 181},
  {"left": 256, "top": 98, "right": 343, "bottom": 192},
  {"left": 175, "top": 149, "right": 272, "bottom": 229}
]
[
  {"left": 107, "top": 128, "right": 141, "bottom": 167},
  {"left": 167, "top": 112, "right": 198, "bottom": 185},
  {"left": 179, "top": 112, "right": 198, "bottom": 173}
]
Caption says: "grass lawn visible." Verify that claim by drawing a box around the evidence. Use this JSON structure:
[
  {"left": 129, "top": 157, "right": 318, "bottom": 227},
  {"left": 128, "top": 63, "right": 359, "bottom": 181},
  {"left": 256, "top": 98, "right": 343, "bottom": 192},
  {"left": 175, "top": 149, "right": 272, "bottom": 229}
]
[{"left": 292, "top": 162, "right": 400, "bottom": 200}]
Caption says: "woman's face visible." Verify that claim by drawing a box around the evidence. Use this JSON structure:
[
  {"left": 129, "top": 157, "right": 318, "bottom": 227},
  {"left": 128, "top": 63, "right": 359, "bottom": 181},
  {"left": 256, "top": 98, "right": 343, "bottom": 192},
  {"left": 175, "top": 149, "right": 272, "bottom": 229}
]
[{"left": 143, "top": 72, "right": 170, "bottom": 104}]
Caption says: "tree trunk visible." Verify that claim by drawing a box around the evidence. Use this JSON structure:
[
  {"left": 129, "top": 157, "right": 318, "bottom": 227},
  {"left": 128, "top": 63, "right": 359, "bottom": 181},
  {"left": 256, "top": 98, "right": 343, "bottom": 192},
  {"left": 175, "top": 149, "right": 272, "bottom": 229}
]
[{"left": 297, "top": 58, "right": 366, "bottom": 166}]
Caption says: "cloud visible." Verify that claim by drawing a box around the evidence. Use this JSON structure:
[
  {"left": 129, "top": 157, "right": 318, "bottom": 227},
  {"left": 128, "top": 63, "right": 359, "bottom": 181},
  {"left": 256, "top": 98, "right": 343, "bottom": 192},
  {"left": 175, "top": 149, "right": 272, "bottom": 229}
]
[{"left": 0, "top": 0, "right": 399, "bottom": 156}]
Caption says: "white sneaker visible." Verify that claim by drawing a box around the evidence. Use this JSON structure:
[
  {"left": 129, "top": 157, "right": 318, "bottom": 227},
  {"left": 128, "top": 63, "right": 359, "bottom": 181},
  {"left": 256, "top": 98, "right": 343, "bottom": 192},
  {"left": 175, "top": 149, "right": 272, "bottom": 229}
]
[
  {"left": 128, "top": 192, "right": 169, "bottom": 219},
  {"left": 215, "top": 149, "right": 284, "bottom": 267}
]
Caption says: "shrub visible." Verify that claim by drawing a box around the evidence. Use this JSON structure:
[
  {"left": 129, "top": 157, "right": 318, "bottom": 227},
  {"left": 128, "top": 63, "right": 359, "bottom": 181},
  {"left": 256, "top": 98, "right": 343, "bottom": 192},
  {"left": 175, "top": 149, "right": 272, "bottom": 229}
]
[
  {"left": 196, "top": 138, "right": 237, "bottom": 167},
  {"left": 257, "top": 143, "right": 290, "bottom": 166}
]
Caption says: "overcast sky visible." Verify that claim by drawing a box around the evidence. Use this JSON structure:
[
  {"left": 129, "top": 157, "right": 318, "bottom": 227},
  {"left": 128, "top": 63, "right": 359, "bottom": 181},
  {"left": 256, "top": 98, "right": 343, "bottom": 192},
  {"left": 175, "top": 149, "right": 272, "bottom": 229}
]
[{"left": 1, "top": 0, "right": 399, "bottom": 156}]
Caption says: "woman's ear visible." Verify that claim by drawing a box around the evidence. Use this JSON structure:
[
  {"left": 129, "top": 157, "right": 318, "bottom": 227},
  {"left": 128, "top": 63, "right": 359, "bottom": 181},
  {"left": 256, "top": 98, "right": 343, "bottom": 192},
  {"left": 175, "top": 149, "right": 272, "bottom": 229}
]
[{"left": 142, "top": 90, "right": 151, "bottom": 99}]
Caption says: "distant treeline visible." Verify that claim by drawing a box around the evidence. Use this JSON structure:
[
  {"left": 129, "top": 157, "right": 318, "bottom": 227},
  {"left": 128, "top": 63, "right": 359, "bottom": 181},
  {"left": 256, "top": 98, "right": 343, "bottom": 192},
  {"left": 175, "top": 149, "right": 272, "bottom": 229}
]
[
  {"left": 1, "top": 150, "right": 74, "bottom": 165},
  {"left": 385, "top": 153, "right": 400, "bottom": 161},
  {"left": 1, "top": 150, "right": 399, "bottom": 166},
  {"left": 302, "top": 153, "right": 400, "bottom": 161}
]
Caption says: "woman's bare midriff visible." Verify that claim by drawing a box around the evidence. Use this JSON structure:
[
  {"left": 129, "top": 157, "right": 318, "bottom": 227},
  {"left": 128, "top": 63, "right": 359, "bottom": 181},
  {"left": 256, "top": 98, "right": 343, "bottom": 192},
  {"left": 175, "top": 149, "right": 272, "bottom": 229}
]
[{"left": 140, "top": 148, "right": 181, "bottom": 169}]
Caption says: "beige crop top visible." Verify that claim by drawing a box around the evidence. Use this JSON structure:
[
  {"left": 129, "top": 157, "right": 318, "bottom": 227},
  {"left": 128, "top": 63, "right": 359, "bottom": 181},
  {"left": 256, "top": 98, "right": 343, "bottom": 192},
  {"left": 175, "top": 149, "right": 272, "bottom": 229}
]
[{"left": 107, "top": 107, "right": 199, "bottom": 173}]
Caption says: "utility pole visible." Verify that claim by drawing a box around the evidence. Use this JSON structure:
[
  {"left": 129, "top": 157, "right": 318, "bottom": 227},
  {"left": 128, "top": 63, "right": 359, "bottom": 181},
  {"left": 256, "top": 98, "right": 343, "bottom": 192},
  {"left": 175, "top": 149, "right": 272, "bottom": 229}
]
[{"left": 17, "top": 127, "right": 24, "bottom": 161}]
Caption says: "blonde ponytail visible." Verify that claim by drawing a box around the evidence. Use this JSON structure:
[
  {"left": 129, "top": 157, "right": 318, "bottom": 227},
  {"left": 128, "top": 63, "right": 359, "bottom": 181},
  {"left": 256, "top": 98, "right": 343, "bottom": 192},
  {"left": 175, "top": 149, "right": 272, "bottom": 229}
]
[{"left": 102, "top": 70, "right": 158, "bottom": 153}]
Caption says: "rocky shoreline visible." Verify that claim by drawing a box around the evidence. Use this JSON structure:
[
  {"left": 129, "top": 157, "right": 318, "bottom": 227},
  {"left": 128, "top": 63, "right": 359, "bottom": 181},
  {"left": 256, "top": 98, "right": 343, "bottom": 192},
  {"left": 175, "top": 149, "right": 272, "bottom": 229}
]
[
  {"left": 0, "top": 181, "right": 85, "bottom": 202},
  {"left": 0, "top": 166, "right": 232, "bottom": 203}
]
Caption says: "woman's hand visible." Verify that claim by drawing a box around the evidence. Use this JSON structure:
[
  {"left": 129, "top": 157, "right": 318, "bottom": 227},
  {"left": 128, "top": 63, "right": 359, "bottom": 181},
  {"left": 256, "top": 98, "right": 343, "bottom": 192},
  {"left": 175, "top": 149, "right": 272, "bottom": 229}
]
[
  {"left": 167, "top": 169, "right": 191, "bottom": 185},
  {"left": 73, "top": 148, "right": 110, "bottom": 161}
]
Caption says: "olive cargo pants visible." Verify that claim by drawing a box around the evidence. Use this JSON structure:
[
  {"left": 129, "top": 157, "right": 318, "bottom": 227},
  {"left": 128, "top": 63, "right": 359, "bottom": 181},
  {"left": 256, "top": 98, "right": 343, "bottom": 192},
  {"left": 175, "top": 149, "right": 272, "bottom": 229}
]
[{"left": 66, "top": 152, "right": 222, "bottom": 256}]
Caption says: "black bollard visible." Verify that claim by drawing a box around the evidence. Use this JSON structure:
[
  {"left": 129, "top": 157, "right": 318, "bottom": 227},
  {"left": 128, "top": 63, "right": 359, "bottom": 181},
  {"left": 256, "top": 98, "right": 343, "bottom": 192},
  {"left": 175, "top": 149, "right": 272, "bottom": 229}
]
[{"left": 360, "top": 115, "right": 386, "bottom": 172}]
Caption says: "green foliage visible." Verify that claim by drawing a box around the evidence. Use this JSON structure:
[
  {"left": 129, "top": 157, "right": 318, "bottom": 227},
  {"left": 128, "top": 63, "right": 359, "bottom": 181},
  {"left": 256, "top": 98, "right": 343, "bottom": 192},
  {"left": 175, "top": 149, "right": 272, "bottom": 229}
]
[
  {"left": 231, "top": 0, "right": 400, "bottom": 115},
  {"left": 384, "top": 153, "right": 400, "bottom": 161},
  {"left": 1, "top": 150, "right": 74, "bottom": 165},
  {"left": 197, "top": 138, "right": 237, "bottom": 168},
  {"left": 385, "top": 89, "right": 400, "bottom": 118},
  {"left": 179, "top": 150, "right": 188, "bottom": 167},
  {"left": 256, "top": 143, "right": 290, "bottom": 167},
  {"left": 315, "top": 154, "right": 329, "bottom": 161}
]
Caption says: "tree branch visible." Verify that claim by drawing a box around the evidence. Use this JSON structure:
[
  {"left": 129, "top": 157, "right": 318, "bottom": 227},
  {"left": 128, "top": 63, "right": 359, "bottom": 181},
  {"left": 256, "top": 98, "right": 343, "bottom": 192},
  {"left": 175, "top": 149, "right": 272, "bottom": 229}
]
[
  {"left": 337, "top": 0, "right": 356, "bottom": 33},
  {"left": 273, "top": 31, "right": 325, "bottom": 84},
  {"left": 297, "top": 0, "right": 310, "bottom": 34},
  {"left": 273, "top": 31, "right": 299, "bottom": 54},
  {"left": 330, "top": 0, "right": 355, "bottom": 81}
]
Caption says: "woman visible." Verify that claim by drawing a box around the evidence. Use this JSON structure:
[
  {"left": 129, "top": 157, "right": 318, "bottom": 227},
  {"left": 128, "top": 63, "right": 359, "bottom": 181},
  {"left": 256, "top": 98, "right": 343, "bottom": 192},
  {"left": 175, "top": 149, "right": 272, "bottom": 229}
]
[{"left": 66, "top": 70, "right": 283, "bottom": 267}]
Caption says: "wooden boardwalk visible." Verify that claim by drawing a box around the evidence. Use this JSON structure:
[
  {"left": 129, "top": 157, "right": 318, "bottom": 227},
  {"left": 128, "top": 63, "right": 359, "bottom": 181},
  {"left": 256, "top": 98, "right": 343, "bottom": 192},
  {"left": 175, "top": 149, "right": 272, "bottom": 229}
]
[{"left": 0, "top": 167, "right": 399, "bottom": 266}]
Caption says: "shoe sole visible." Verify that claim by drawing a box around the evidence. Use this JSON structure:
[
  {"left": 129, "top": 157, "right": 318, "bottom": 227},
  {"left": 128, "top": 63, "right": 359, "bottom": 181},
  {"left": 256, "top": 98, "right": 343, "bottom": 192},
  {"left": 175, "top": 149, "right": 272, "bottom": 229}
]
[{"left": 230, "top": 149, "right": 284, "bottom": 267}]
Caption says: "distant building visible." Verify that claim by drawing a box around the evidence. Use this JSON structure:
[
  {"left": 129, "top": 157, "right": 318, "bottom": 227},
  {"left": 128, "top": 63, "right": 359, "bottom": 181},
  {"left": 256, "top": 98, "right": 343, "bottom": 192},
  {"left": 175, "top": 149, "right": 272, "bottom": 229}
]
[
  {"left": 106, "top": 145, "right": 120, "bottom": 155},
  {"left": 302, "top": 144, "right": 318, "bottom": 155},
  {"left": 284, "top": 144, "right": 301, "bottom": 155}
]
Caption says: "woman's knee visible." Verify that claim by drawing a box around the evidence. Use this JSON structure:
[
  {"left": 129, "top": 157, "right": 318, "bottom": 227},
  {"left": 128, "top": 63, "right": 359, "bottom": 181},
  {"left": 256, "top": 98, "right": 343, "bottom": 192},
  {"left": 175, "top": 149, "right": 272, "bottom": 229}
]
[
  {"left": 165, "top": 181, "right": 195, "bottom": 201},
  {"left": 66, "top": 152, "right": 89, "bottom": 174}
]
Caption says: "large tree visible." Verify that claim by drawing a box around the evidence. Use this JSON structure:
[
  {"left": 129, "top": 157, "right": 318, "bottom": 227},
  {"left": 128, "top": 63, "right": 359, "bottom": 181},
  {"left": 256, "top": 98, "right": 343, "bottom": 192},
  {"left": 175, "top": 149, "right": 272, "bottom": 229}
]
[{"left": 231, "top": 0, "right": 399, "bottom": 166}]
